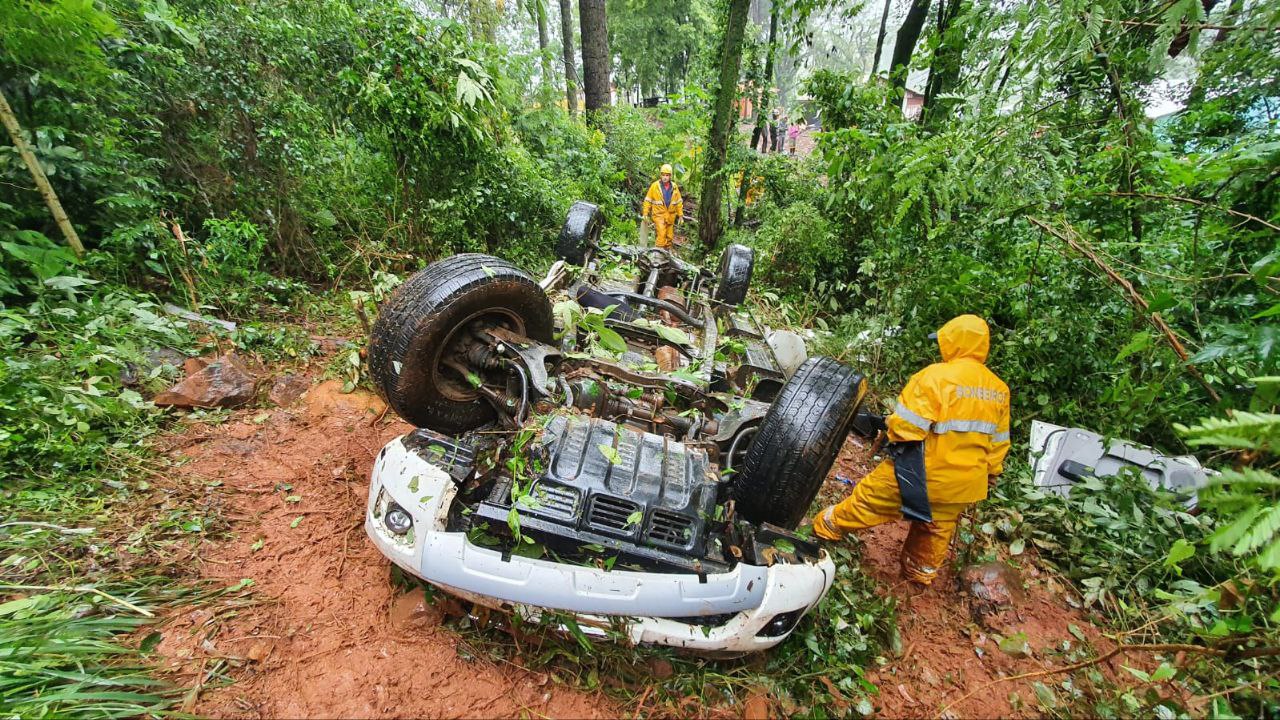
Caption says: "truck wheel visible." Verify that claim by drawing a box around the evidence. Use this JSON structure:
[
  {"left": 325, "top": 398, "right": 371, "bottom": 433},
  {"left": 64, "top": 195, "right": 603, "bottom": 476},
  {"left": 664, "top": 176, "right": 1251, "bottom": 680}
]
[
  {"left": 714, "top": 244, "right": 754, "bottom": 306},
  {"left": 731, "top": 357, "right": 866, "bottom": 529},
  {"left": 557, "top": 201, "right": 604, "bottom": 265},
  {"left": 369, "top": 254, "right": 554, "bottom": 433}
]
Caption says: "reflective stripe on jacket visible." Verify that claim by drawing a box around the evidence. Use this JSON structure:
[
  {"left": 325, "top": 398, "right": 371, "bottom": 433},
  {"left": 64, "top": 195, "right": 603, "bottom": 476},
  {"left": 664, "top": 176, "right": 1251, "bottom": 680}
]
[
  {"left": 643, "top": 180, "right": 683, "bottom": 222},
  {"left": 885, "top": 314, "right": 1011, "bottom": 504}
]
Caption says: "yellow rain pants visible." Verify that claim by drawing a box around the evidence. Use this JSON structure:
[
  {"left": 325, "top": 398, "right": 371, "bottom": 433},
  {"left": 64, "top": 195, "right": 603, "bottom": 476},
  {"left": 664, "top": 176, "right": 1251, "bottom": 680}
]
[
  {"left": 643, "top": 179, "right": 683, "bottom": 249},
  {"left": 813, "top": 463, "right": 968, "bottom": 585}
]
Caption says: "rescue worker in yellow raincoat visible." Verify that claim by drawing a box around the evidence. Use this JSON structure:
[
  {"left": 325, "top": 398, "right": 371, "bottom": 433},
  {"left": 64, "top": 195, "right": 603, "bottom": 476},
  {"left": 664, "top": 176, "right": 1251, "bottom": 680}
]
[
  {"left": 814, "top": 314, "right": 1011, "bottom": 586},
  {"left": 643, "top": 164, "right": 683, "bottom": 249}
]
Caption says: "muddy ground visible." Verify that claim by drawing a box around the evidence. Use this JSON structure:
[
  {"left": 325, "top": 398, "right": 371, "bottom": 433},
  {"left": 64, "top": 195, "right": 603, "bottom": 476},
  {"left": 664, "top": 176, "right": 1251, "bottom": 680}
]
[{"left": 154, "top": 356, "right": 1137, "bottom": 718}]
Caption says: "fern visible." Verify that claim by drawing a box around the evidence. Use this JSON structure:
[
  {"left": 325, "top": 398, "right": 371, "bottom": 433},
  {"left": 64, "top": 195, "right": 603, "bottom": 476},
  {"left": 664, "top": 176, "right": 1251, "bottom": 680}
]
[
  {"left": 1234, "top": 505, "right": 1280, "bottom": 559},
  {"left": 1178, "top": 406, "right": 1280, "bottom": 576},
  {"left": 1177, "top": 412, "right": 1280, "bottom": 449},
  {"left": 1209, "top": 467, "right": 1280, "bottom": 489}
]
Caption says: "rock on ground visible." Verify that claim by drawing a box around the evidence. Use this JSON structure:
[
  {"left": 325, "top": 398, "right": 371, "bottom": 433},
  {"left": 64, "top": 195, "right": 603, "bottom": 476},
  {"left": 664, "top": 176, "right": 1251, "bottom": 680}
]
[
  {"left": 268, "top": 373, "right": 311, "bottom": 406},
  {"left": 960, "top": 562, "right": 1026, "bottom": 609},
  {"left": 153, "top": 352, "right": 257, "bottom": 408}
]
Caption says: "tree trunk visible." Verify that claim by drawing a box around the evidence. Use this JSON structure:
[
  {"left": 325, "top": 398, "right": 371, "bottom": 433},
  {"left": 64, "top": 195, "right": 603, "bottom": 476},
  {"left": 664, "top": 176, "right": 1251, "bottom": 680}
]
[
  {"left": 869, "top": 0, "right": 893, "bottom": 79},
  {"left": 0, "top": 87, "right": 84, "bottom": 257},
  {"left": 921, "top": 0, "right": 966, "bottom": 126},
  {"left": 535, "top": 0, "right": 553, "bottom": 86},
  {"left": 559, "top": 0, "right": 579, "bottom": 112},
  {"left": 888, "top": 0, "right": 930, "bottom": 102},
  {"left": 579, "top": 0, "right": 611, "bottom": 118},
  {"left": 697, "top": 0, "right": 751, "bottom": 252},
  {"left": 751, "top": 5, "right": 778, "bottom": 151}
]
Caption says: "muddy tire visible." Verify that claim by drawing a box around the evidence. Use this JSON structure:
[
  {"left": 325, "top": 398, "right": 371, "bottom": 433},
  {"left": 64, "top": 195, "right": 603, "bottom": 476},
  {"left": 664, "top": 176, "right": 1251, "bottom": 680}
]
[
  {"left": 714, "top": 244, "right": 754, "bottom": 306},
  {"left": 557, "top": 201, "right": 604, "bottom": 265},
  {"left": 731, "top": 357, "right": 866, "bottom": 529},
  {"left": 369, "top": 254, "right": 554, "bottom": 433}
]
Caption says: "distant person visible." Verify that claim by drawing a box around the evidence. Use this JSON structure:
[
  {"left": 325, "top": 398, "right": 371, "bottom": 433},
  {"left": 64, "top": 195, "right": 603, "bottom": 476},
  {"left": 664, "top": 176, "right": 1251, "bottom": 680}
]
[
  {"left": 772, "top": 108, "right": 786, "bottom": 152},
  {"left": 756, "top": 110, "right": 773, "bottom": 153},
  {"left": 787, "top": 120, "right": 803, "bottom": 154},
  {"left": 814, "top": 315, "right": 1011, "bottom": 587},
  {"left": 642, "top": 163, "right": 683, "bottom": 250}
]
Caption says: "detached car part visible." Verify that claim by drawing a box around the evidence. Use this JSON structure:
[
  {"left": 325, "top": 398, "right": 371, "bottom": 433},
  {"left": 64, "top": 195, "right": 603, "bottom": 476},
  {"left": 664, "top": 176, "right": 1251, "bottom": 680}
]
[
  {"left": 1028, "top": 420, "right": 1207, "bottom": 508},
  {"left": 365, "top": 204, "right": 866, "bottom": 653}
]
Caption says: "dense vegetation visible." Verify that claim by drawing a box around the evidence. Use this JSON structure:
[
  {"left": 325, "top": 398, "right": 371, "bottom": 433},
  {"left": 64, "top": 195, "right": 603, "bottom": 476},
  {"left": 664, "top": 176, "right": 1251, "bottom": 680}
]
[{"left": 3, "top": 0, "right": 1278, "bottom": 716}]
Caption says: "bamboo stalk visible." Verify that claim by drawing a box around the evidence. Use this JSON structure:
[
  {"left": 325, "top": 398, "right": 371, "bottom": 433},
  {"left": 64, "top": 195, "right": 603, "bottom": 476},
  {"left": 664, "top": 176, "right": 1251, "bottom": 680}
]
[{"left": 0, "top": 86, "right": 86, "bottom": 257}]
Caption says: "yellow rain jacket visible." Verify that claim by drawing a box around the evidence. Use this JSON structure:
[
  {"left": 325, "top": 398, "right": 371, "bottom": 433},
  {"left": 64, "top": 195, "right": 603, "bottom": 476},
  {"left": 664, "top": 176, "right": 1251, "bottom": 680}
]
[
  {"left": 813, "top": 315, "right": 1011, "bottom": 585},
  {"left": 643, "top": 180, "right": 683, "bottom": 248},
  {"left": 886, "top": 314, "right": 1011, "bottom": 503}
]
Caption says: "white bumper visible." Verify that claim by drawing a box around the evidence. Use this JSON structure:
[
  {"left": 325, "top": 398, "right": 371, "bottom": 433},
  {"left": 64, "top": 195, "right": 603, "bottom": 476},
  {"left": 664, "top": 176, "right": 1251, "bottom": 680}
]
[{"left": 365, "top": 435, "right": 836, "bottom": 653}]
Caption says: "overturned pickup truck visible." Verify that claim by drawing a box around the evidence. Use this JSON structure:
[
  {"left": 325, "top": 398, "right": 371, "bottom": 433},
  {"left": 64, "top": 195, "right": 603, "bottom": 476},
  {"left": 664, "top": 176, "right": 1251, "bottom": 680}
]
[{"left": 363, "top": 202, "right": 867, "bottom": 653}]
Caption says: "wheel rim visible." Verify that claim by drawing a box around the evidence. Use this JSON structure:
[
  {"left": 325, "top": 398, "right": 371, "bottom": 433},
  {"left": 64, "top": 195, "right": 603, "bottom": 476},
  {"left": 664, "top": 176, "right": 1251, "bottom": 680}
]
[{"left": 431, "top": 308, "right": 526, "bottom": 402}]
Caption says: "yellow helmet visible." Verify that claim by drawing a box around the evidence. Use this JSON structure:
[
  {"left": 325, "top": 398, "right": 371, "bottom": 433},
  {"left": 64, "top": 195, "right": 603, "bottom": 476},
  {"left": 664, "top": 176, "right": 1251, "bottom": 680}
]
[{"left": 660, "top": 163, "right": 673, "bottom": 175}]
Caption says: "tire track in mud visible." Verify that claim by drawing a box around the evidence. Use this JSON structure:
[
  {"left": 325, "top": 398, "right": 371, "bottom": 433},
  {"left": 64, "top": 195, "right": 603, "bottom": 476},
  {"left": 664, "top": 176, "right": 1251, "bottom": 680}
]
[{"left": 154, "top": 373, "right": 613, "bottom": 719}]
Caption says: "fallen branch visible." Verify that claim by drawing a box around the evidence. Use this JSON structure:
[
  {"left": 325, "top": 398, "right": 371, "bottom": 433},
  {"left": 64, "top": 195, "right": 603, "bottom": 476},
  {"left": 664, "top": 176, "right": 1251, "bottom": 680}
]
[
  {"left": 0, "top": 87, "right": 85, "bottom": 256},
  {"left": 165, "top": 217, "right": 203, "bottom": 309},
  {"left": 0, "top": 521, "right": 94, "bottom": 535},
  {"left": 162, "top": 303, "right": 237, "bottom": 333},
  {"left": 1028, "top": 217, "right": 1222, "bottom": 403},
  {"left": 936, "top": 642, "right": 1280, "bottom": 718},
  {"left": 1106, "top": 191, "right": 1280, "bottom": 234},
  {"left": 0, "top": 583, "right": 155, "bottom": 617},
  {"left": 1101, "top": 17, "right": 1280, "bottom": 33}
]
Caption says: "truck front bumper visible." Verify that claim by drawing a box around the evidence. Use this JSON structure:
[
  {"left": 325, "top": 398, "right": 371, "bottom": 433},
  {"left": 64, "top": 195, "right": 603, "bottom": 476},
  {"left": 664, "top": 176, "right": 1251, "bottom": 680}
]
[{"left": 365, "top": 434, "right": 836, "bottom": 653}]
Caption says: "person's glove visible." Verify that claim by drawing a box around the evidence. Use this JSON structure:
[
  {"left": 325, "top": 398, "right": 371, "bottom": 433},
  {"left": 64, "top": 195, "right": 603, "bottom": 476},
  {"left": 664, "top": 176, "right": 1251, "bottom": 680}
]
[{"left": 850, "top": 412, "right": 887, "bottom": 439}]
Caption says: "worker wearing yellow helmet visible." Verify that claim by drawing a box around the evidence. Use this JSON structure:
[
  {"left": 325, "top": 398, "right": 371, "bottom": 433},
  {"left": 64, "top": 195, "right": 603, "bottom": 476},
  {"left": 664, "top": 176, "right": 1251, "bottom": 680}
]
[{"left": 643, "top": 163, "right": 683, "bottom": 249}]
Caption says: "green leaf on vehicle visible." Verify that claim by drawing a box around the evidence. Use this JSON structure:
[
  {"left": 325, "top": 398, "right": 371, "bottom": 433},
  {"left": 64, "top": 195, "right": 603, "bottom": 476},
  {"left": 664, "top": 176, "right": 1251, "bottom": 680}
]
[
  {"left": 773, "top": 538, "right": 796, "bottom": 553},
  {"left": 625, "top": 510, "right": 643, "bottom": 527},
  {"left": 597, "top": 326, "right": 627, "bottom": 354},
  {"left": 507, "top": 506, "right": 522, "bottom": 539},
  {"left": 654, "top": 324, "right": 691, "bottom": 346},
  {"left": 598, "top": 443, "right": 622, "bottom": 465}
]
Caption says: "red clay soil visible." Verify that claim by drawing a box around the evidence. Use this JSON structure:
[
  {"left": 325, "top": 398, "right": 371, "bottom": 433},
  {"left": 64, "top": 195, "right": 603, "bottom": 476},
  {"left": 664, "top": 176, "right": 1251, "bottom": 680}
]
[
  {"left": 153, "top": 374, "right": 614, "bottom": 719},
  {"left": 153, "top": 353, "right": 1140, "bottom": 719},
  {"left": 821, "top": 438, "right": 1140, "bottom": 719}
]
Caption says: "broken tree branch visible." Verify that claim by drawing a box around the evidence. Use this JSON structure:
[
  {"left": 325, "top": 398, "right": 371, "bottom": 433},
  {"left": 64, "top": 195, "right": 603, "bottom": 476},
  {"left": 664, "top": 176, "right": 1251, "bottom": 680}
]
[
  {"left": 0, "top": 583, "right": 154, "bottom": 617},
  {"left": 1027, "top": 217, "right": 1222, "bottom": 403},
  {"left": 1106, "top": 191, "right": 1280, "bottom": 233},
  {"left": 0, "top": 86, "right": 85, "bottom": 257},
  {"left": 1101, "top": 17, "right": 1279, "bottom": 32}
]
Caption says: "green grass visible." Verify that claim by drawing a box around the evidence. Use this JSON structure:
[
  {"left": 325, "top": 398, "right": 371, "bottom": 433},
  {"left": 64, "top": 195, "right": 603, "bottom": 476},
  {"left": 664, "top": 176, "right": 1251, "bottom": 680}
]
[{"left": 0, "top": 589, "right": 174, "bottom": 719}]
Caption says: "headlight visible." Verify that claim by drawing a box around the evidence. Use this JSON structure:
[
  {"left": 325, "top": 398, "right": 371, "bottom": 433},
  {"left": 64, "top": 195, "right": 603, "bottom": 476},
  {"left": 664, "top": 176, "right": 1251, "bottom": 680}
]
[
  {"left": 756, "top": 608, "right": 804, "bottom": 637},
  {"left": 384, "top": 503, "right": 413, "bottom": 535}
]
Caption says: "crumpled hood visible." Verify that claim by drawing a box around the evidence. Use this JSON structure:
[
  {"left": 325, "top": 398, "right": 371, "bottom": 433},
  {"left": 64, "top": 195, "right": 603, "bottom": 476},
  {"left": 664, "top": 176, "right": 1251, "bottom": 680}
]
[{"left": 937, "top": 315, "right": 990, "bottom": 363}]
